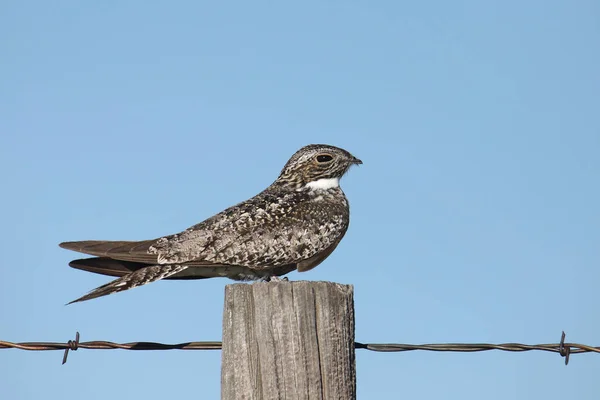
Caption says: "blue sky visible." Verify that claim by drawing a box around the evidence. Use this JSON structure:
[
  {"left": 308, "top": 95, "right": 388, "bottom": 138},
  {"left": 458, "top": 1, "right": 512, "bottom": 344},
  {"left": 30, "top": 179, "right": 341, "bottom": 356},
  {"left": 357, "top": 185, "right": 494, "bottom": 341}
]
[{"left": 1, "top": 1, "right": 599, "bottom": 398}]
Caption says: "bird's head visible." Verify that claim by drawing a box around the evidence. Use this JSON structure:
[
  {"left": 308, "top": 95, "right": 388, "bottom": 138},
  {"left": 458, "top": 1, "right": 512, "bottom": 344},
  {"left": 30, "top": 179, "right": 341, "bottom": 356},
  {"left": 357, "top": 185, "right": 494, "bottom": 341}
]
[{"left": 274, "top": 144, "right": 362, "bottom": 190}]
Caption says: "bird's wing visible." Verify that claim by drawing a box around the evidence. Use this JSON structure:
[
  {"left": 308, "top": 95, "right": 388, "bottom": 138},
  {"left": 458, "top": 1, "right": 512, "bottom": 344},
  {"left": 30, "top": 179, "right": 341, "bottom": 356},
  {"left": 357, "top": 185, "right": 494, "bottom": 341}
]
[
  {"left": 59, "top": 240, "right": 162, "bottom": 264},
  {"left": 61, "top": 190, "right": 349, "bottom": 269},
  {"left": 67, "top": 256, "right": 247, "bottom": 279},
  {"left": 150, "top": 190, "right": 350, "bottom": 269},
  {"left": 68, "top": 257, "right": 145, "bottom": 277}
]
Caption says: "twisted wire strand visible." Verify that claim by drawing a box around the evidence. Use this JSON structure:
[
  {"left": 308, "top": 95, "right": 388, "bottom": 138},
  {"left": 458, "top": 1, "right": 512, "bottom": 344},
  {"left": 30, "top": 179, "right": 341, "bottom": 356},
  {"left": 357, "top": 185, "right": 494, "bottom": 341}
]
[{"left": 1, "top": 331, "right": 595, "bottom": 365}]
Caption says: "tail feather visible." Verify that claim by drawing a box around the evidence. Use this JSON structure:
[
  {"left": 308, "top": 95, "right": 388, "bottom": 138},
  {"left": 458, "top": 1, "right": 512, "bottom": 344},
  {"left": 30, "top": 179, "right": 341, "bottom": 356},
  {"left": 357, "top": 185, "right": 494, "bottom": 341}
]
[{"left": 68, "top": 264, "right": 188, "bottom": 304}]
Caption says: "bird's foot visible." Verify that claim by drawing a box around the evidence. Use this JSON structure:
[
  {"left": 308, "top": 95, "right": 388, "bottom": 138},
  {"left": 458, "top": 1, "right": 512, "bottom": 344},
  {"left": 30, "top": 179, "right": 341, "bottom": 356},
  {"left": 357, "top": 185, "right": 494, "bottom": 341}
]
[{"left": 263, "top": 276, "right": 289, "bottom": 283}]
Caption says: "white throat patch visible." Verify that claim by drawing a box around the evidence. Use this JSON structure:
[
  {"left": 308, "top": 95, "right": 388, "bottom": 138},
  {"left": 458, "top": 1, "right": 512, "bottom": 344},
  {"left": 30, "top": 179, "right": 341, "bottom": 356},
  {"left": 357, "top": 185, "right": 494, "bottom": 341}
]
[{"left": 305, "top": 177, "right": 340, "bottom": 190}]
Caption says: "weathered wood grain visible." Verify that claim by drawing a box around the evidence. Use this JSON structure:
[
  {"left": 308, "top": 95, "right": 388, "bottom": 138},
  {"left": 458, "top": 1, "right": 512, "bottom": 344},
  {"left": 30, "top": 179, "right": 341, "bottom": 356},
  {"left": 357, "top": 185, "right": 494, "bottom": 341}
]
[{"left": 221, "top": 281, "right": 355, "bottom": 400}]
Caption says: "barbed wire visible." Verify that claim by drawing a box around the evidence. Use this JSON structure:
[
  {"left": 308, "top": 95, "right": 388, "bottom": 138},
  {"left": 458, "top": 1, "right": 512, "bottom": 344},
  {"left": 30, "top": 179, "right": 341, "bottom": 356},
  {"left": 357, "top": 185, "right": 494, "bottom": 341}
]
[{"left": 1, "top": 331, "right": 596, "bottom": 365}]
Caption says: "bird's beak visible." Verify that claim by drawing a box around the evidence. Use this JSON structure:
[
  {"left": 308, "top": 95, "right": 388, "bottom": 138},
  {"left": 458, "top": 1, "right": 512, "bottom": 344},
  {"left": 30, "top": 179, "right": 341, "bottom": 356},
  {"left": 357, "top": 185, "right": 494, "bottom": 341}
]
[{"left": 352, "top": 157, "right": 363, "bottom": 165}]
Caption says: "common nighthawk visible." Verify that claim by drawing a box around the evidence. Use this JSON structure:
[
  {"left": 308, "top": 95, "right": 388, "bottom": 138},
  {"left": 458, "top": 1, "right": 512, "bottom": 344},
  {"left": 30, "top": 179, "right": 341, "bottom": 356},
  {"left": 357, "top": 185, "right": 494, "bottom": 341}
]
[{"left": 60, "top": 144, "right": 361, "bottom": 304}]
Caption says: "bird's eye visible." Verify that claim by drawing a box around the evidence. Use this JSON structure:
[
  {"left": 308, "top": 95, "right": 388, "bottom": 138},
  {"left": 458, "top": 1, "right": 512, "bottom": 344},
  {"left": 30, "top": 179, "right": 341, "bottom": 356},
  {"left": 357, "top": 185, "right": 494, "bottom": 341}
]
[{"left": 316, "top": 154, "right": 333, "bottom": 163}]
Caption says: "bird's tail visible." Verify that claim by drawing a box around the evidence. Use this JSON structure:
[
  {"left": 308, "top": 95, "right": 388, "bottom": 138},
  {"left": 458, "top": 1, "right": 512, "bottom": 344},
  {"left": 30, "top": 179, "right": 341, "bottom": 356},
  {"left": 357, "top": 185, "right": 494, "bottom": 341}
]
[{"left": 68, "top": 264, "right": 188, "bottom": 304}]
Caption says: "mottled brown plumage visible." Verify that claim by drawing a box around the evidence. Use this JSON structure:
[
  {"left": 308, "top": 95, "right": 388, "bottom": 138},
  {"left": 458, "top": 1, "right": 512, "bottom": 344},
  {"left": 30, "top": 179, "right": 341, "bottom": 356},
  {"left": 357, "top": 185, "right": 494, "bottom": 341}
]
[{"left": 61, "top": 144, "right": 361, "bottom": 303}]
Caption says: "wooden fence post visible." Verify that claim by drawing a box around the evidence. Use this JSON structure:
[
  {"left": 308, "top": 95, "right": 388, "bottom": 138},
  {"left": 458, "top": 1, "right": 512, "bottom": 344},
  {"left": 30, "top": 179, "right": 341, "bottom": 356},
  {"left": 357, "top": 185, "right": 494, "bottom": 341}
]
[{"left": 221, "top": 281, "right": 356, "bottom": 400}]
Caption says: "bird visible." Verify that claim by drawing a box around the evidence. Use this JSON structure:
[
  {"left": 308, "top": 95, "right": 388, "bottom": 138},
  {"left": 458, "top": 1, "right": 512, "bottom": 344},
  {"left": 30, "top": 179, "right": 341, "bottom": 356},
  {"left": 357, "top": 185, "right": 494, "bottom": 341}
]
[{"left": 60, "top": 144, "right": 362, "bottom": 304}]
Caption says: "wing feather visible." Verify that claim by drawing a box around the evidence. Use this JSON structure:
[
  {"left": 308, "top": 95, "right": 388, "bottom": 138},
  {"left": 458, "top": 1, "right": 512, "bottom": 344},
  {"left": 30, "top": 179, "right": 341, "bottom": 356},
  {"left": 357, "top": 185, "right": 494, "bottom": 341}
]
[{"left": 59, "top": 240, "right": 160, "bottom": 263}]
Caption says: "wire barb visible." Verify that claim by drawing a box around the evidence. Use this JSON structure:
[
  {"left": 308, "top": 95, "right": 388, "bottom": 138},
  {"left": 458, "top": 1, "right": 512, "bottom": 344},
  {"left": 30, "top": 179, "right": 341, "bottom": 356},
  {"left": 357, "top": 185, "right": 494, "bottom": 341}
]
[
  {"left": 1, "top": 331, "right": 598, "bottom": 365},
  {"left": 559, "top": 331, "right": 571, "bottom": 365},
  {"left": 62, "top": 331, "right": 80, "bottom": 364}
]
